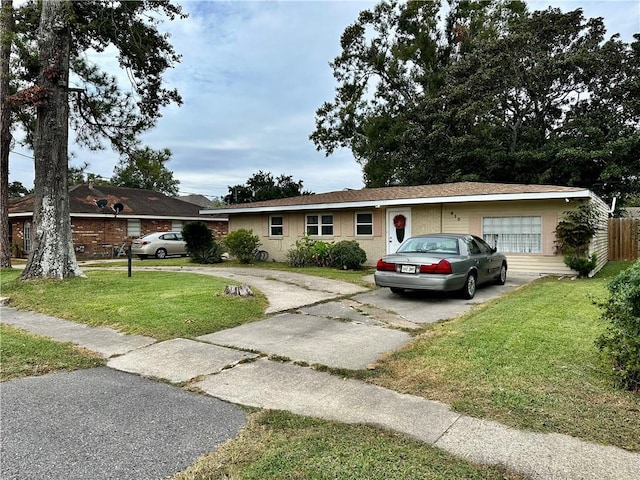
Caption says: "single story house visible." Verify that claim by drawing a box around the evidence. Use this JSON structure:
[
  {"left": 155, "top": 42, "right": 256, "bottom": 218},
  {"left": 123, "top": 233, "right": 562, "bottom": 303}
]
[
  {"left": 8, "top": 184, "right": 228, "bottom": 258},
  {"left": 201, "top": 181, "right": 610, "bottom": 276}
]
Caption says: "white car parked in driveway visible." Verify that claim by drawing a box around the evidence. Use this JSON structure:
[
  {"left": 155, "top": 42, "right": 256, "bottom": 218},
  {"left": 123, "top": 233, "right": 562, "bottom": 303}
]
[{"left": 131, "top": 232, "right": 187, "bottom": 259}]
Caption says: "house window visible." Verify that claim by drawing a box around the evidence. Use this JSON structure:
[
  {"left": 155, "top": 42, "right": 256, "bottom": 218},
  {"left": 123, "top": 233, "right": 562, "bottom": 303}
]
[
  {"left": 483, "top": 216, "right": 542, "bottom": 253},
  {"left": 355, "top": 212, "right": 373, "bottom": 236},
  {"left": 24, "top": 221, "right": 31, "bottom": 252},
  {"left": 306, "top": 214, "right": 333, "bottom": 236},
  {"left": 127, "top": 219, "right": 141, "bottom": 237},
  {"left": 171, "top": 220, "right": 183, "bottom": 232},
  {"left": 270, "top": 216, "right": 283, "bottom": 237}
]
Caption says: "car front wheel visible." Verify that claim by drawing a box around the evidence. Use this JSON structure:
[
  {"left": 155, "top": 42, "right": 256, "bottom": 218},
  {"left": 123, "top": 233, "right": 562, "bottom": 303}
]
[
  {"left": 155, "top": 248, "right": 167, "bottom": 259},
  {"left": 461, "top": 273, "right": 476, "bottom": 299},
  {"left": 495, "top": 262, "right": 507, "bottom": 285}
]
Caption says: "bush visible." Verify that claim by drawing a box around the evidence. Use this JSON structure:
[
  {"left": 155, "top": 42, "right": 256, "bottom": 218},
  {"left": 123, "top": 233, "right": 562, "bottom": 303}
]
[
  {"left": 190, "top": 242, "right": 225, "bottom": 264},
  {"left": 182, "top": 222, "right": 219, "bottom": 264},
  {"left": 555, "top": 204, "right": 599, "bottom": 277},
  {"left": 224, "top": 229, "right": 261, "bottom": 264},
  {"left": 286, "top": 238, "right": 366, "bottom": 270},
  {"left": 564, "top": 253, "right": 598, "bottom": 278},
  {"left": 596, "top": 260, "right": 640, "bottom": 391},
  {"left": 330, "top": 240, "right": 367, "bottom": 270},
  {"left": 286, "top": 237, "right": 332, "bottom": 267}
]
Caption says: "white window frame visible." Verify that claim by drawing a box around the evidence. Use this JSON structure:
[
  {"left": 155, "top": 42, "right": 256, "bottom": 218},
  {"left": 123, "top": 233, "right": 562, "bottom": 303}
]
[
  {"left": 355, "top": 212, "right": 373, "bottom": 236},
  {"left": 482, "top": 216, "right": 542, "bottom": 254},
  {"left": 127, "top": 219, "right": 141, "bottom": 237},
  {"left": 270, "top": 215, "right": 284, "bottom": 237},
  {"left": 306, "top": 213, "right": 333, "bottom": 236},
  {"left": 171, "top": 220, "right": 183, "bottom": 232}
]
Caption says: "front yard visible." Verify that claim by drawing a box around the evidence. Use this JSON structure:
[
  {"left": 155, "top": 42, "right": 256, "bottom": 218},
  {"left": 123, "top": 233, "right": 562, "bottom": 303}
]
[
  {"left": 369, "top": 261, "right": 639, "bottom": 452},
  {"left": 1, "top": 260, "right": 638, "bottom": 476},
  {"left": 0, "top": 268, "right": 267, "bottom": 340}
]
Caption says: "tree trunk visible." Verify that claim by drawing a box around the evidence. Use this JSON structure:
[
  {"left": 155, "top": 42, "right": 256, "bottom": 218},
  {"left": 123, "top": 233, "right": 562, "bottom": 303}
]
[
  {"left": 0, "top": 0, "right": 13, "bottom": 269},
  {"left": 21, "top": 0, "right": 83, "bottom": 279}
]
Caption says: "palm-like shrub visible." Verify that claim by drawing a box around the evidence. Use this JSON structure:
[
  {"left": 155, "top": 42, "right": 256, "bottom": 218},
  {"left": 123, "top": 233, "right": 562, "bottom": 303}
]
[{"left": 182, "top": 222, "right": 223, "bottom": 264}]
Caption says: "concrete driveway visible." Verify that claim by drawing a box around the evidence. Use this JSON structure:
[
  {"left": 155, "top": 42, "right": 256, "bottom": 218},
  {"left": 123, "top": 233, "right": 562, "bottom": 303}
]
[{"left": 355, "top": 273, "right": 538, "bottom": 324}]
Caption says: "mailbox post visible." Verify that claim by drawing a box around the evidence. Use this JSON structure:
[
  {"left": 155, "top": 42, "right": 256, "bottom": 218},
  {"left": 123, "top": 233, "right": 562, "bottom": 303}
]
[{"left": 127, "top": 243, "right": 132, "bottom": 277}]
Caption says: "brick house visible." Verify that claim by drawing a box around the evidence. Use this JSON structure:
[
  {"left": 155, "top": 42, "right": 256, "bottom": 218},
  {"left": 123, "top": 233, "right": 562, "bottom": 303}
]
[{"left": 8, "top": 184, "right": 228, "bottom": 258}]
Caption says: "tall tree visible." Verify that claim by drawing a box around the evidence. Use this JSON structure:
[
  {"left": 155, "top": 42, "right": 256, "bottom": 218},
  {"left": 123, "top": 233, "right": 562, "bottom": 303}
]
[
  {"left": 0, "top": 0, "right": 12, "bottom": 268},
  {"left": 225, "top": 170, "right": 308, "bottom": 204},
  {"left": 111, "top": 146, "right": 179, "bottom": 195},
  {"left": 8, "top": 0, "right": 185, "bottom": 279},
  {"left": 20, "top": 0, "right": 82, "bottom": 279},
  {"left": 312, "top": 0, "right": 639, "bottom": 202}
]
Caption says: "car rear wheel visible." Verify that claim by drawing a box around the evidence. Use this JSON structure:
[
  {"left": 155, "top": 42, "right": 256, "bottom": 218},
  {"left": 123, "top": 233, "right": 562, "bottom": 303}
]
[
  {"left": 495, "top": 262, "right": 507, "bottom": 285},
  {"left": 390, "top": 287, "right": 405, "bottom": 294},
  {"left": 461, "top": 273, "right": 476, "bottom": 299},
  {"left": 155, "top": 248, "right": 167, "bottom": 259}
]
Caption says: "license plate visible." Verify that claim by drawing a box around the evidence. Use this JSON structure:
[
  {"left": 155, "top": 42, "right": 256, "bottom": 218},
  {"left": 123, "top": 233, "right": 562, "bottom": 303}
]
[{"left": 400, "top": 264, "right": 417, "bottom": 274}]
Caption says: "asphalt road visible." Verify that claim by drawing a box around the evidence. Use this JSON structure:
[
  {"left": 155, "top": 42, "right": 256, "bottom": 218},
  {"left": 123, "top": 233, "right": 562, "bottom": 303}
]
[{"left": 0, "top": 368, "right": 246, "bottom": 480}]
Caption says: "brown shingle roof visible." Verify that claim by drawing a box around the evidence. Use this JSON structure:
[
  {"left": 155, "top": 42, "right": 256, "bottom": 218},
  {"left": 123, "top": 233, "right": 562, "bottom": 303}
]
[
  {"left": 203, "top": 182, "right": 590, "bottom": 213},
  {"left": 9, "top": 184, "right": 220, "bottom": 219}
]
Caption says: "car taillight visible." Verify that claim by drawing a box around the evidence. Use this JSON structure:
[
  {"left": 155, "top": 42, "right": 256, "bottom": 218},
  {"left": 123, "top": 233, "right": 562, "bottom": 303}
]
[
  {"left": 419, "top": 259, "right": 452, "bottom": 274},
  {"left": 376, "top": 259, "right": 396, "bottom": 271}
]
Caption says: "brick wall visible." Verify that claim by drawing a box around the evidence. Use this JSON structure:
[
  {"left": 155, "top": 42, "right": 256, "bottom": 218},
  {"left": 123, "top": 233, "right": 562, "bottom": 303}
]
[{"left": 9, "top": 217, "right": 228, "bottom": 259}]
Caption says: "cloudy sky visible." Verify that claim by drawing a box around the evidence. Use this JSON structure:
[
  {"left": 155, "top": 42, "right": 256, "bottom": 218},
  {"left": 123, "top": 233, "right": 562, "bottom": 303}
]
[{"left": 8, "top": 0, "right": 640, "bottom": 200}]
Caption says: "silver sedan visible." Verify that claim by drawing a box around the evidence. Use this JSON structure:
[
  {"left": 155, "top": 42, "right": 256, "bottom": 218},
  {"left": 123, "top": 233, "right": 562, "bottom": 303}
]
[
  {"left": 131, "top": 232, "right": 187, "bottom": 259},
  {"left": 374, "top": 234, "right": 507, "bottom": 299}
]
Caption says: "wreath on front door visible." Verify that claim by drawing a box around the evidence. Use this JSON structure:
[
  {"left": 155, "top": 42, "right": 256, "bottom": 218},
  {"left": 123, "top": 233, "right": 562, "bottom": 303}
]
[{"left": 393, "top": 214, "right": 406, "bottom": 242}]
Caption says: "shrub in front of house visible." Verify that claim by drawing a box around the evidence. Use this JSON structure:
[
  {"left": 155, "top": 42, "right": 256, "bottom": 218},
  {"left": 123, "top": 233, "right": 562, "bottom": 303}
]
[
  {"left": 183, "top": 221, "right": 224, "bottom": 264},
  {"left": 191, "top": 242, "right": 225, "bottom": 264},
  {"left": 596, "top": 260, "right": 640, "bottom": 392},
  {"left": 224, "top": 229, "right": 261, "bottom": 264},
  {"left": 286, "top": 237, "right": 333, "bottom": 267},
  {"left": 554, "top": 204, "right": 599, "bottom": 277},
  {"left": 330, "top": 240, "right": 367, "bottom": 270},
  {"left": 286, "top": 238, "right": 366, "bottom": 270}
]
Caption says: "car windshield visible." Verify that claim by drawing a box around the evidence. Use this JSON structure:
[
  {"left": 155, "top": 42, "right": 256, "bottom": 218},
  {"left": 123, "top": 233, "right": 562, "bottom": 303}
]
[{"left": 397, "top": 237, "right": 459, "bottom": 255}]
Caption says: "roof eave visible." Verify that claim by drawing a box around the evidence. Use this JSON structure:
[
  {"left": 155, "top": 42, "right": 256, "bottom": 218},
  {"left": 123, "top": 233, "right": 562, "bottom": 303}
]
[
  {"left": 200, "top": 190, "right": 592, "bottom": 215},
  {"left": 8, "top": 212, "right": 228, "bottom": 222}
]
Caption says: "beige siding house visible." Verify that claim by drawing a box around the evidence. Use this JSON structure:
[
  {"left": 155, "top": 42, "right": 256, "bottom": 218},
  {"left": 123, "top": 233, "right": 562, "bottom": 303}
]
[{"left": 202, "top": 182, "right": 610, "bottom": 276}]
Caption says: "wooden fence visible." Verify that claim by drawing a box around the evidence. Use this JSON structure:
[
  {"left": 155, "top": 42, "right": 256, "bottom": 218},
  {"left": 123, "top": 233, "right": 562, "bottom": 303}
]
[{"left": 608, "top": 218, "right": 640, "bottom": 261}]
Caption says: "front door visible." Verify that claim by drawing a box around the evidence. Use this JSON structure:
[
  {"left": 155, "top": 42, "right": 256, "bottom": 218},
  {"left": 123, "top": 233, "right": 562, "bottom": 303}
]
[{"left": 387, "top": 208, "right": 412, "bottom": 254}]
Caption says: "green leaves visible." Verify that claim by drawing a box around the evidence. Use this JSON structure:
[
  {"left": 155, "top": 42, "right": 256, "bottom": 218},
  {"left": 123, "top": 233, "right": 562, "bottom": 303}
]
[
  {"left": 12, "top": 0, "right": 185, "bottom": 153},
  {"left": 312, "top": 0, "right": 639, "bottom": 202},
  {"left": 224, "top": 171, "right": 307, "bottom": 204},
  {"left": 111, "top": 146, "right": 179, "bottom": 195},
  {"left": 596, "top": 260, "right": 640, "bottom": 391}
]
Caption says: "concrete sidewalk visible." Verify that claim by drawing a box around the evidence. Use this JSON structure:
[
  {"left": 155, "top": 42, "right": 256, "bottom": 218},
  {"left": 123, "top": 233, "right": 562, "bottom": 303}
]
[{"left": 2, "top": 267, "right": 639, "bottom": 479}]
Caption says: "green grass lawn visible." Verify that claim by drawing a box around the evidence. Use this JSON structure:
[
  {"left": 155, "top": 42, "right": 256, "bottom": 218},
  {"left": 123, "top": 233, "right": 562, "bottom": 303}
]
[
  {"left": 79, "top": 257, "right": 376, "bottom": 287},
  {"left": 1, "top": 269, "right": 267, "bottom": 340},
  {"left": 369, "top": 261, "right": 640, "bottom": 452},
  {"left": 2, "top": 260, "right": 638, "bottom": 473},
  {"left": 171, "top": 410, "right": 525, "bottom": 480},
  {"left": 0, "top": 324, "right": 105, "bottom": 381}
]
